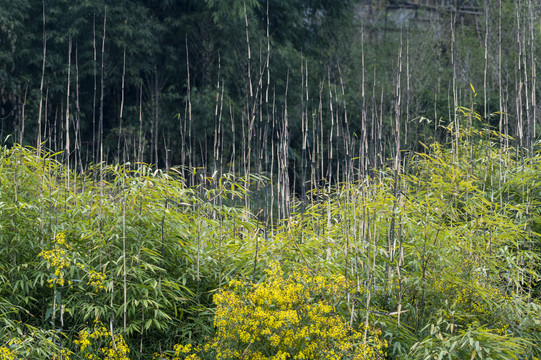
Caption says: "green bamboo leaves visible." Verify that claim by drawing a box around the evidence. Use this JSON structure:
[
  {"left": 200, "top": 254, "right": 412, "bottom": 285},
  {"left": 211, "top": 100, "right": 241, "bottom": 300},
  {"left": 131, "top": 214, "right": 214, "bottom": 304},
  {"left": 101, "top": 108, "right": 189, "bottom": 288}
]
[{"left": 0, "top": 132, "right": 539, "bottom": 359}]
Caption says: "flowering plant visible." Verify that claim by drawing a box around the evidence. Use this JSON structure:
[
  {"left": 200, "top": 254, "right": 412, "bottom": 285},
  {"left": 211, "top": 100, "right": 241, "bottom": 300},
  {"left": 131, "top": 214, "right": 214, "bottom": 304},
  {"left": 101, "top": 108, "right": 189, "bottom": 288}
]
[{"left": 172, "top": 261, "right": 386, "bottom": 360}]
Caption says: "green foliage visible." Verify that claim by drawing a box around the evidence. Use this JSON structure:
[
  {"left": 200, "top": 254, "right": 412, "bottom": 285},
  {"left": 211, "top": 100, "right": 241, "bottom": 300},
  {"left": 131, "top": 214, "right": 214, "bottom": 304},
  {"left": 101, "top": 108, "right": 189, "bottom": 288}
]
[
  {"left": 0, "top": 144, "right": 267, "bottom": 358},
  {"left": 208, "top": 261, "right": 387, "bottom": 359},
  {"left": 0, "top": 122, "right": 540, "bottom": 358},
  {"left": 409, "top": 315, "right": 529, "bottom": 360}
]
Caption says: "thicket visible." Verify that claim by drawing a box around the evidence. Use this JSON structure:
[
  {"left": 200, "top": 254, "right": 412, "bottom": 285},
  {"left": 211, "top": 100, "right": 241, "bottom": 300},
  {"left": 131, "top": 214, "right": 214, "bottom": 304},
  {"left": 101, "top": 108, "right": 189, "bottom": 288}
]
[
  {"left": 1, "top": 0, "right": 541, "bottom": 359},
  {"left": 0, "top": 110, "right": 539, "bottom": 358}
]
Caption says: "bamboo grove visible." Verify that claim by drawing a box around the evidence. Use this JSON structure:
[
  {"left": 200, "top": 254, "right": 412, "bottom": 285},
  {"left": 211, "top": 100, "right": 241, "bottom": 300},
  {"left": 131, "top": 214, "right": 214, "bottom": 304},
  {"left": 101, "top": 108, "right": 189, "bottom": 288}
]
[
  {"left": 0, "top": 114, "right": 540, "bottom": 359},
  {"left": 0, "top": 0, "right": 541, "bottom": 359},
  {"left": 1, "top": 0, "right": 540, "bottom": 177}
]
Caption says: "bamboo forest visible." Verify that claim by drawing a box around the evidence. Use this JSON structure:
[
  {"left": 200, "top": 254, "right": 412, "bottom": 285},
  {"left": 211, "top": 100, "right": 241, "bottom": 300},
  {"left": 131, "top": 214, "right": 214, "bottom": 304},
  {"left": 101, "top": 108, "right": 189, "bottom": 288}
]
[{"left": 0, "top": 0, "right": 540, "bottom": 359}]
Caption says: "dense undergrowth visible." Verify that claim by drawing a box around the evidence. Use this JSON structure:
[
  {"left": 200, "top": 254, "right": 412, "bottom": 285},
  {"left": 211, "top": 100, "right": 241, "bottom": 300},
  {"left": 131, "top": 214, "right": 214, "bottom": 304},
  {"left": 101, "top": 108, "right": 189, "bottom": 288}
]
[{"left": 0, "top": 127, "right": 540, "bottom": 359}]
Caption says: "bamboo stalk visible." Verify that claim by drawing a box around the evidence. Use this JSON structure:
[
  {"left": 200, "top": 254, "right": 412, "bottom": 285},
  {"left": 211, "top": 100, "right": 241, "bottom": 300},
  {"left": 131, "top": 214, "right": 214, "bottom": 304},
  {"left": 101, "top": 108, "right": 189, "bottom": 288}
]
[
  {"left": 92, "top": 15, "right": 97, "bottom": 168},
  {"left": 122, "top": 169, "right": 127, "bottom": 333},
  {"left": 484, "top": 0, "right": 489, "bottom": 121},
  {"left": 118, "top": 46, "right": 126, "bottom": 162},
  {"left": 75, "top": 43, "right": 82, "bottom": 173},
  {"left": 99, "top": 8, "right": 106, "bottom": 186},
  {"left": 65, "top": 35, "right": 72, "bottom": 180},
  {"left": 37, "top": 1, "right": 46, "bottom": 154}
]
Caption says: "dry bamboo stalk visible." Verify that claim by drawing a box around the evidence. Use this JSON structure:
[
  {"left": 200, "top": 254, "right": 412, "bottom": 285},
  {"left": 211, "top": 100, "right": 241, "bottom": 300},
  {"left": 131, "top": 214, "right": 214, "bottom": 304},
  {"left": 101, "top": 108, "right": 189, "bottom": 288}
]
[
  {"left": 337, "top": 64, "right": 351, "bottom": 183},
  {"left": 281, "top": 69, "right": 290, "bottom": 218},
  {"left": 153, "top": 69, "right": 160, "bottom": 168},
  {"left": 213, "top": 54, "right": 221, "bottom": 173},
  {"left": 37, "top": 1, "right": 46, "bottom": 154},
  {"left": 451, "top": 12, "right": 459, "bottom": 163},
  {"left": 138, "top": 83, "right": 143, "bottom": 166},
  {"left": 270, "top": 88, "right": 276, "bottom": 225},
  {"left": 405, "top": 28, "right": 411, "bottom": 147},
  {"left": 328, "top": 68, "right": 334, "bottom": 188},
  {"left": 244, "top": 2, "right": 253, "bottom": 99},
  {"left": 522, "top": 10, "right": 531, "bottom": 153},
  {"left": 244, "top": 2, "right": 254, "bottom": 199},
  {"left": 75, "top": 44, "right": 82, "bottom": 173},
  {"left": 99, "top": 8, "right": 106, "bottom": 189},
  {"left": 53, "top": 105, "right": 57, "bottom": 152},
  {"left": 378, "top": 85, "right": 383, "bottom": 169},
  {"left": 515, "top": 2, "right": 524, "bottom": 150},
  {"left": 315, "top": 83, "right": 320, "bottom": 183},
  {"left": 218, "top": 81, "right": 225, "bottom": 175},
  {"left": 242, "top": 109, "right": 248, "bottom": 203},
  {"left": 122, "top": 171, "right": 127, "bottom": 333},
  {"left": 498, "top": 0, "right": 503, "bottom": 136},
  {"left": 394, "top": 30, "right": 402, "bottom": 174},
  {"left": 361, "top": 25, "right": 367, "bottom": 176},
  {"left": 20, "top": 83, "right": 28, "bottom": 146},
  {"left": 92, "top": 15, "right": 97, "bottom": 168},
  {"left": 118, "top": 46, "right": 126, "bottom": 162},
  {"left": 370, "top": 68, "right": 377, "bottom": 171},
  {"left": 44, "top": 87, "right": 49, "bottom": 151},
  {"left": 65, "top": 35, "right": 72, "bottom": 180},
  {"left": 484, "top": 0, "right": 489, "bottom": 121},
  {"left": 528, "top": 0, "right": 536, "bottom": 146},
  {"left": 230, "top": 105, "right": 236, "bottom": 175},
  {"left": 301, "top": 55, "right": 307, "bottom": 201},
  {"left": 185, "top": 36, "right": 193, "bottom": 185}
]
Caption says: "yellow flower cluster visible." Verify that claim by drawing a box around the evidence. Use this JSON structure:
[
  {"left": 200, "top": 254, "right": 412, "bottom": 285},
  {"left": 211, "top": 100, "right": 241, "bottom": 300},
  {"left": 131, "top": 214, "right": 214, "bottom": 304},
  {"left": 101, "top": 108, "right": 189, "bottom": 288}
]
[
  {"left": 209, "top": 262, "right": 387, "bottom": 360},
  {"left": 39, "top": 232, "right": 107, "bottom": 291},
  {"left": 0, "top": 346, "right": 15, "bottom": 360},
  {"left": 154, "top": 342, "right": 215, "bottom": 360},
  {"left": 38, "top": 233, "right": 73, "bottom": 287},
  {"left": 173, "top": 344, "right": 197, "bottom": 355},
  {"left": 87, "top": 269, "right": 107, "bottom": 291},
  {"left": 52, "top": 347, "right": 74, "bottom": 360},
  {"left": 74, "top": 321, "right": 130, "bottom": 360}
]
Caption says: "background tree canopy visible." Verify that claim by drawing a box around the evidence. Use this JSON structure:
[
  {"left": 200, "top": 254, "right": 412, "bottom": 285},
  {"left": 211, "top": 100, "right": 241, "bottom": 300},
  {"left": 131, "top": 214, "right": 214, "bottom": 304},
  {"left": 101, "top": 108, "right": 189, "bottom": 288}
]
[{"left": 2, "top": 0, "right": 538, "bottom": 185}]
